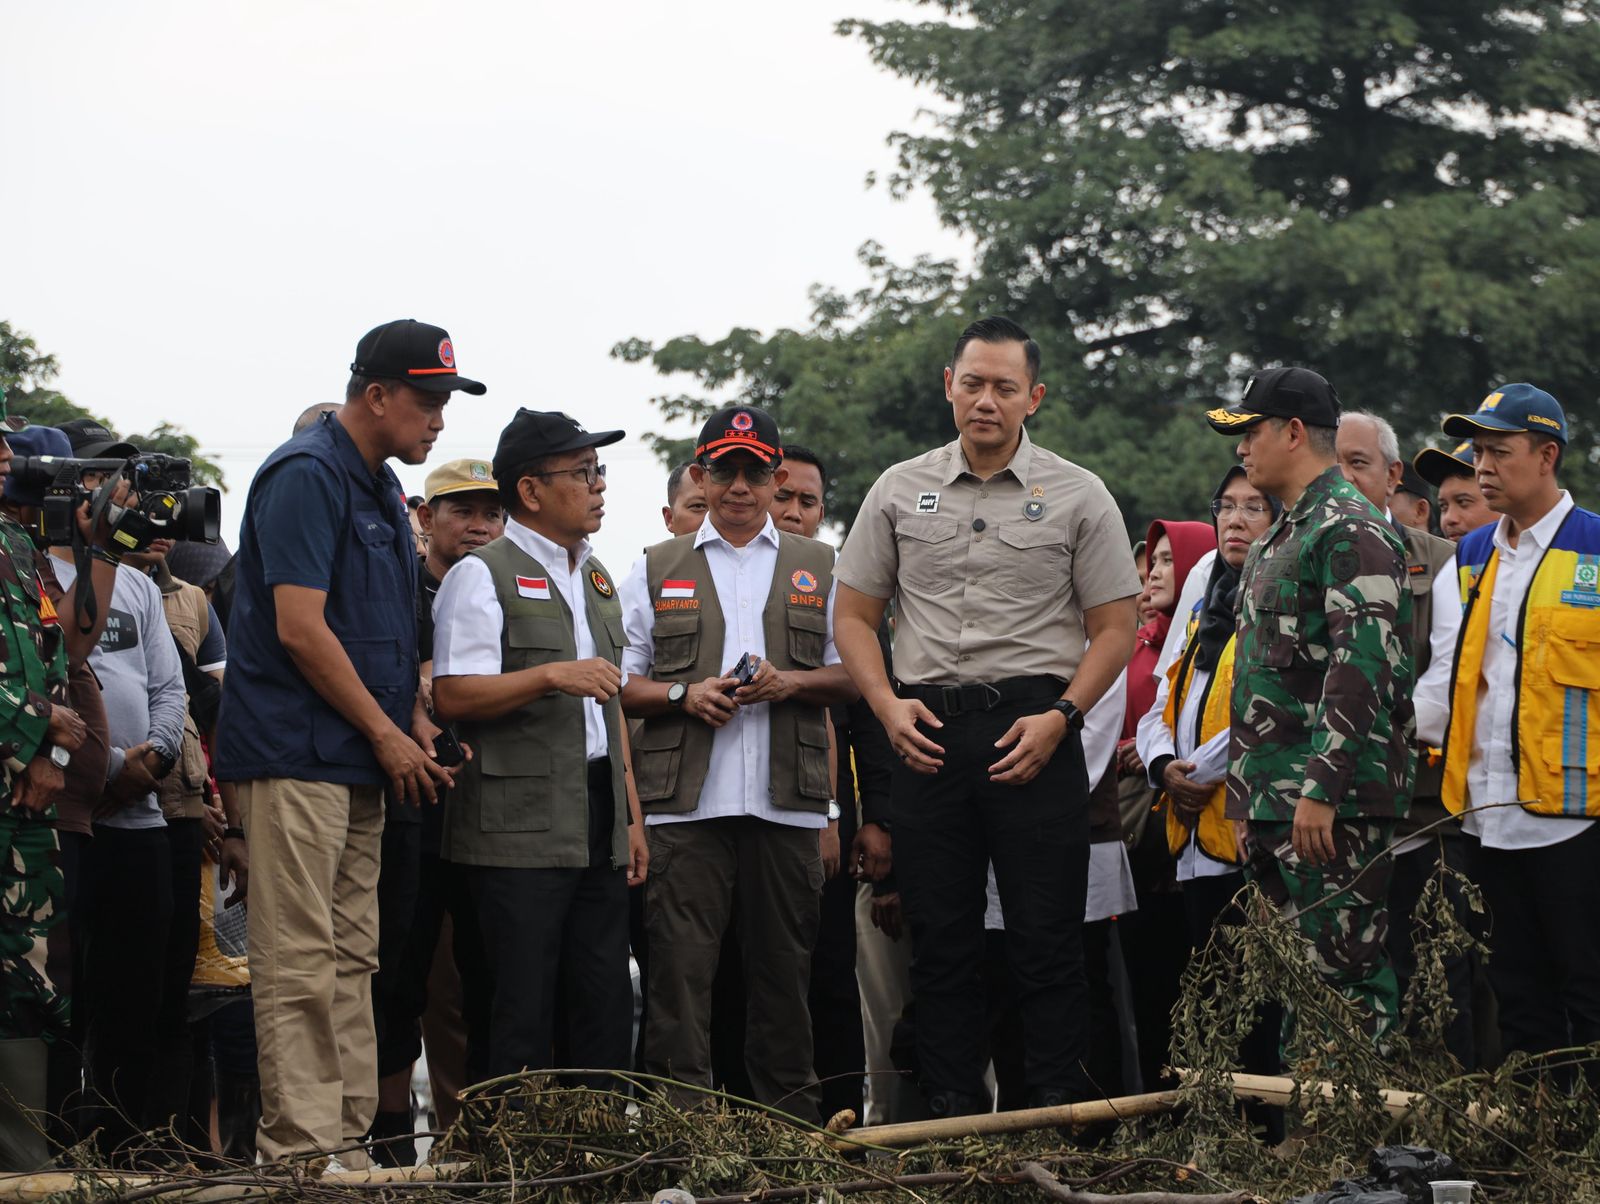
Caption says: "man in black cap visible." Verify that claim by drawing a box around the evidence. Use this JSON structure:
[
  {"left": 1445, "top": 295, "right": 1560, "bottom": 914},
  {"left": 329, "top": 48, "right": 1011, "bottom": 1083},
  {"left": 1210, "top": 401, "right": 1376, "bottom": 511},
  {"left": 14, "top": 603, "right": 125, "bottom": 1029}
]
[
  {"left": 1391, "top": 462, "right": 1435, "bottom": 536},
  {"left": 620, "top": 405, "right": 854, "bottom": 1123},
  {"left": 431, "top": 411, "right": 646, "bottom": 1085},
  {"left": 1207, "top": 368, "right": 1414, "bottom": 1047},
  {"left": 1414, "top": 441, "right": 1495, "bottom": 543},
  {"left": 215, "top": 319, "right": 480, "bottom": 1169}
]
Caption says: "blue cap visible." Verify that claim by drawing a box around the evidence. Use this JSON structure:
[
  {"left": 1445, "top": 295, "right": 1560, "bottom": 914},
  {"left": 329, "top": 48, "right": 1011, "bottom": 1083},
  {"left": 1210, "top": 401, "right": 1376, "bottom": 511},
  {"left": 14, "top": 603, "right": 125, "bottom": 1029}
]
[
  {"left": 1413, "top": 440, "right": 1476, "bottom": 488},
  {"left": 1442, "top": 383, "right": 1567, "bottom": 445},
  {"left": 4, "top": 424, "right": 74, "bottom": 507}
]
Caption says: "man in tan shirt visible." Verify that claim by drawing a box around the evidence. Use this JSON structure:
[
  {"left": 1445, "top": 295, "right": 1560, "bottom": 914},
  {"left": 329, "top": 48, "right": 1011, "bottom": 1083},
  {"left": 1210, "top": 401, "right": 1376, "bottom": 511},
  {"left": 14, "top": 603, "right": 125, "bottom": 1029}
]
[{"left": 834, "top": 316, "right": 1139, "bottom": 1117}]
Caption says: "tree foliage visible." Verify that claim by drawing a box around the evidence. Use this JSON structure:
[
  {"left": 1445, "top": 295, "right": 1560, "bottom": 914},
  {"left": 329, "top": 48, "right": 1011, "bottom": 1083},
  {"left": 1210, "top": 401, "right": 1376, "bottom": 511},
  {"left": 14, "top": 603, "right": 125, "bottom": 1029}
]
[
  {"left": 619, "top": 0, "right": 1600, "bottom": 533},
  {"left": 0, "top": 320, "right": 224, "bottom": 485}
]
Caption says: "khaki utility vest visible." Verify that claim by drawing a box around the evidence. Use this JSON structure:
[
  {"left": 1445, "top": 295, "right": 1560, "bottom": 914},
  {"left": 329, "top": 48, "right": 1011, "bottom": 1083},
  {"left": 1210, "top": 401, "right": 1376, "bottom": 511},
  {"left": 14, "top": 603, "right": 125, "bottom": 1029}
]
[
  {"left": 632, "top": 530, "right": 834, "bottom": 815},
  {"left": 442, "top": 536, "right": 629, "bottom": 869},
  {"left": 158, "top": 577, "right": 213, "bottom": 821}
]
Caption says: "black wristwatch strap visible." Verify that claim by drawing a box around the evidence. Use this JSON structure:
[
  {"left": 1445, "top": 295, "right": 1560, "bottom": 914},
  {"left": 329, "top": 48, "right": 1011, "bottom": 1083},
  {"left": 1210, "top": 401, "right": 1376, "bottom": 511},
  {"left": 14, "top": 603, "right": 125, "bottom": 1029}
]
[
  {"left": 1049, "top": 699, "right": 1085, "bottom": 732},
  {"left": 223, "top": 826, "right": 246, "bottom": 841}
]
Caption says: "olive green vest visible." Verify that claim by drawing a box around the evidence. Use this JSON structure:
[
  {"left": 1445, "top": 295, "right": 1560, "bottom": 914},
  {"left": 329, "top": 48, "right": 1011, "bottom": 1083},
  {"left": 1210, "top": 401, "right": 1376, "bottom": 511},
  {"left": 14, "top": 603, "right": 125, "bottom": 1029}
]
[
  {"left": 1397, "top": 521, "right": 1457, "bottom": 836},
  {"left": 441, "top": 534, "right": 629, "bottom": 869},
  {"left": 633, "top": 530, "right": 834, "bottom": 815},
  {"left": 157, "top": 577, "right": 212, "bottom": 821}
]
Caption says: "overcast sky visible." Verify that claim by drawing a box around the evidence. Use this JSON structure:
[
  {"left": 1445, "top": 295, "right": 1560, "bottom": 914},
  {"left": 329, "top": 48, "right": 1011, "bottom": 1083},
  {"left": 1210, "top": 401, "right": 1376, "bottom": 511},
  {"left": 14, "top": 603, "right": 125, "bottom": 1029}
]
[{"left": 3, "top": 0, "right": 968, "bottom": 568}]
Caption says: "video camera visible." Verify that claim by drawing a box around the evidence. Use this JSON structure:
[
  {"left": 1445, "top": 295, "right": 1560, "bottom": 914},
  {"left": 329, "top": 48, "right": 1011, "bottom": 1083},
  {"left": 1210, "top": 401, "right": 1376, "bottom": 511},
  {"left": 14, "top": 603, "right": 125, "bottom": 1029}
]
[{"left": 10, "top": 452, "right": 222, "bottom": 548}]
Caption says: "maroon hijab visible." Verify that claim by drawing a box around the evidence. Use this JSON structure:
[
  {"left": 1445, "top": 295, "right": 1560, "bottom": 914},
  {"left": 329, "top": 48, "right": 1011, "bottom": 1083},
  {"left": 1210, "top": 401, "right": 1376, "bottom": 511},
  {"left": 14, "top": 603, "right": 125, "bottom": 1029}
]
[{"left": 1122, "top": 520, "right": 1217, "bottom": 740}]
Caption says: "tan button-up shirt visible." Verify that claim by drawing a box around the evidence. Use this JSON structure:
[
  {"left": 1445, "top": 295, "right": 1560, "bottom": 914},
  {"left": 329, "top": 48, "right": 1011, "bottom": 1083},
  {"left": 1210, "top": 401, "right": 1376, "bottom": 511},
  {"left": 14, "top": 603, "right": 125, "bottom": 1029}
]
[{"left": 835, "top": 430, "right": 1138, "bottom": 686}]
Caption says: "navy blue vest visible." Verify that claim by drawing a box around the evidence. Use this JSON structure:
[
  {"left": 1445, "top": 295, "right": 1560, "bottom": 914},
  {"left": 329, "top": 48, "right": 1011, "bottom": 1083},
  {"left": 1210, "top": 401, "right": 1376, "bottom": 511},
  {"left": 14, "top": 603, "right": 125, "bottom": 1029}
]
[{"left": 216, "top": 415, "right": 418, "bottom": 785}]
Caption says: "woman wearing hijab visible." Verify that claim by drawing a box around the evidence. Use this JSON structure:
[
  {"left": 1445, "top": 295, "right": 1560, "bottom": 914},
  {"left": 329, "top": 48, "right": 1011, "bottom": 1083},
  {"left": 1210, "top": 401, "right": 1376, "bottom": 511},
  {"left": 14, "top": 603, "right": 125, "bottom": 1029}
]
[
  {"left": 1136, "top": 468, "right": 1281, "bottom": 939},
  {"left": 1135, "top": 465, "right": 1283, "bottom": 1139},
  {"left": 1115, "top": 519, "right": 1215, "bottom": 1094}
]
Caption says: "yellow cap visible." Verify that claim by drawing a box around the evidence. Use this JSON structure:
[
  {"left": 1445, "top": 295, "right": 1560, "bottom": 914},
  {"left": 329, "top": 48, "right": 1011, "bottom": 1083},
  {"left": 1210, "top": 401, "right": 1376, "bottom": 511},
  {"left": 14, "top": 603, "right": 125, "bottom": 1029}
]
[{"left": 424, "top": 458, "right": 498, "bottom": 502}]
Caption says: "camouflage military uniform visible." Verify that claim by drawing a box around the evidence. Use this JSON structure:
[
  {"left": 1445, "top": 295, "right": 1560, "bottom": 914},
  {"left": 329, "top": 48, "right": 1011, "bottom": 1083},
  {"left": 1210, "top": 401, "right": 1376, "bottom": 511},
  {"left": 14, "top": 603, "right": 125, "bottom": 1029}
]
[
  {"left": 0, "top": 515, "right": 71, "bottom": 1043},
  {"left": 1229, "top": 465, "right": 1414, "bottom": 1045}
]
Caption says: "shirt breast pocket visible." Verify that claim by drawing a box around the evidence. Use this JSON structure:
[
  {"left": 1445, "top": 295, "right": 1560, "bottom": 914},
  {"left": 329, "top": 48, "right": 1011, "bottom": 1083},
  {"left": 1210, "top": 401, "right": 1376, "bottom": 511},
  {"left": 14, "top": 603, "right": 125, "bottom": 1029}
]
[
  {"left": 894, "top": 514, "right": 958, "bottom": 595},
  {"left": 1251, "top": 574, "right": 1302, "bottom": 668},
  {"left": 996, "top": 523, "right": 1069, "bottom": 599}
]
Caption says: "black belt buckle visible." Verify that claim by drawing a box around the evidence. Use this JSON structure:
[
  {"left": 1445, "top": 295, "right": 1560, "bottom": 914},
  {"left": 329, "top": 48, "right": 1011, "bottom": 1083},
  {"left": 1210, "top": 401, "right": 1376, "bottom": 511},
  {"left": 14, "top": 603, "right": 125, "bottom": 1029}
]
[{"left": 938, "top": 683, "right": 1002, "bottom": 714}]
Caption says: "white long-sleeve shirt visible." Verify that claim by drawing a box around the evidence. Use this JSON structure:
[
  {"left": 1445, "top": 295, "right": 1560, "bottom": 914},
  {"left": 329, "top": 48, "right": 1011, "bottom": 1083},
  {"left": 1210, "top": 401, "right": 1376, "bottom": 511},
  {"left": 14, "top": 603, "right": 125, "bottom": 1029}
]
[
  {"left": 1412, "top": 491, "right": 1587, "bottom": 851},
  {"left": 619, "top": 515, "right": 837, "bottom": 830},
  {"left": 1135, "top": 635, "right": 1234, "bottom": 882}
]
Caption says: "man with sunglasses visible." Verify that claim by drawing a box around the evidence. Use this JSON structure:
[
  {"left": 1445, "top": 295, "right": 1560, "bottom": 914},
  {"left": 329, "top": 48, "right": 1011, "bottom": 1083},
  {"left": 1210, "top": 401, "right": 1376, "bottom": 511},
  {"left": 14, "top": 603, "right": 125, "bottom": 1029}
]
[
  {"left": 431, "top": 410, "right": 648, "bottom": 1086},
  {"left": 619, "top": 405, "right": 856, "bottom": 1124}
]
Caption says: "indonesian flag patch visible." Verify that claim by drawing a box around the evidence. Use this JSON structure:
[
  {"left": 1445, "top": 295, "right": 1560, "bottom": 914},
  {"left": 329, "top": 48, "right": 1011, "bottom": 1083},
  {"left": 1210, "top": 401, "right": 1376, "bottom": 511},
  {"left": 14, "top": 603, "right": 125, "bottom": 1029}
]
[
  {"left": 661, "top": 579, "right": 696, "bottom": 599},
  {"left": 516, "top": 575, "right": 551, "bottom": 600}
]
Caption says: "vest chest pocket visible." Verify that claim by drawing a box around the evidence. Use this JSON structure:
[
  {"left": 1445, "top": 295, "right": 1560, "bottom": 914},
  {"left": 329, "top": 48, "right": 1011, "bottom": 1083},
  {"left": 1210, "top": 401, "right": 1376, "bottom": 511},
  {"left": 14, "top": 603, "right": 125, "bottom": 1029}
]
[
  {"left": 632, "top": 717, "right": 685, "bottom": 803},
  {"left": 1542, "top": 610, "right": 1600, "bottom": 691},
  {"left": 602, "top": 616, "right": 627, "bottom": 661},
  {"left": 786, "top": 605, "right": 828, "bottom": 668},
  {"left": 652, "top": 612, "right": 701, "bottom": 675},
  {"left": 996, "top": 523, "right": 1069, "bottom": 599},
  {"left": 505, "top": 615, "right": 568, "bottom": 669},
  {"left": 894, "top": 514, "right": 958, "bottom": 595},
  {"left": 476, "top": 742, "right": 552, "bottom": 833}
]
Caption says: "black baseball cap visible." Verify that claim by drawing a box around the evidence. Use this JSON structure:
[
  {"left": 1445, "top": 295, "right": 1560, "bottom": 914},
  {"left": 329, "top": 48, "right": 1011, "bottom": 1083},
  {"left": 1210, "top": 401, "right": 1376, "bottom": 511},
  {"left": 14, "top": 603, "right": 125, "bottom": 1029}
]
[
  {"left": 1443, "top": 383, "right": 1567, "bottom": 444},
  {"left": 492, "top": 409, "right": 624, "bottom": 484},
  {"left": 1413, "top": 440, "right": 1476, "bottom": 487},
  {"left": 1395, "top": 461, "right": 1434, "bottom": 505},
  {"left": 1206, "top": 367, "right": 1342, "bottom": 434},
  {"left": 57, "top": 418, "right": 138, "bottom": 459},
  {"left": 694, "top": 405, "right": 782, "bottom": 466},
  {"left": 350, "top": 319, "right": 486, "bottom": 395}
]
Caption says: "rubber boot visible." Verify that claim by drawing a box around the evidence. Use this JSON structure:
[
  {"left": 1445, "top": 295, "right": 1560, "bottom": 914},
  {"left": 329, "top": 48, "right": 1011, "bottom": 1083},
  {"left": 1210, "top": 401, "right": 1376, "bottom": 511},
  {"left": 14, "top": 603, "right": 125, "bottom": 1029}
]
[
  {"left": 0, "top": 1038, "right": 50, "bottom": 1172},
  {"left": 364, "top": 1108, "right": 415, "bottom": 1169}
]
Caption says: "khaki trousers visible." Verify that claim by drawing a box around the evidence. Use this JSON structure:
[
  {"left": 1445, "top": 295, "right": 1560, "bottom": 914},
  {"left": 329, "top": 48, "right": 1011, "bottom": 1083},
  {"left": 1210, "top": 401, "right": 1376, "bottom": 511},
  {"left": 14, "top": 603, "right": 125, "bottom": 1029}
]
[
  {"left": 239, "top": 778, "right": 383, "bottom": 1165},
  {"left": 854, "top": 882, "right": 914, "bottom": 1126}
]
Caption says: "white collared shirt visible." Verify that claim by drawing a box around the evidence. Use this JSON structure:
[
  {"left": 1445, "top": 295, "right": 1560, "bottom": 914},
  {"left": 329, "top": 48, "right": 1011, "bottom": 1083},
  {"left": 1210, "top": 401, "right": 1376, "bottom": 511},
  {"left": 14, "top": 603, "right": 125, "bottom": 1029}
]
[
  {"left": 620, "top": 514, "right": 840, "bottom": 830},
  {"left": 432, "top": 518, "right": 613, "bottom": 761},
  {"left": 1415, "top": 491, "right": 1585, "bottom": 850}
]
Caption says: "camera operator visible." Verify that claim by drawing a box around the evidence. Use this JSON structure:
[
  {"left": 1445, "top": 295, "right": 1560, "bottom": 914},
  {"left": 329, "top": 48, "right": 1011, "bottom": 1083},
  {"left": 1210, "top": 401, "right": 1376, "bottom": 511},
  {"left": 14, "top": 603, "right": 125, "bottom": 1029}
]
[
  {"left": 0, "top": 414, "right": 83, "bottom": 1173},
  {"left": 49, "top": 420, "right": 189, "bottom": 1160}
]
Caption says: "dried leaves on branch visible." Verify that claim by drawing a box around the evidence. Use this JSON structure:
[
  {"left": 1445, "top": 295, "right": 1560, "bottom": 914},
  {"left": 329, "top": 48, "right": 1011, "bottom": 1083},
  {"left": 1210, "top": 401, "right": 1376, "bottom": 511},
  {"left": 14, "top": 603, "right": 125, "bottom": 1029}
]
[{"left": 16, "top": 866, "right": 1600, "bottom": 1203}]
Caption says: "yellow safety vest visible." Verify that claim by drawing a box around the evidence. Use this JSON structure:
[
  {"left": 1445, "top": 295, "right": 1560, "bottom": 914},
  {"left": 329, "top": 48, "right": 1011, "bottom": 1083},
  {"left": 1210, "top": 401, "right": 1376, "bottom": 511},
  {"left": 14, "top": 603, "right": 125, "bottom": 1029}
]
[
  {"left": 1442, "top": 516, "right": 1600, "bottom": 818},
  {"left": 1161, "top": 632, "right": 1241, "bottom": 864}
]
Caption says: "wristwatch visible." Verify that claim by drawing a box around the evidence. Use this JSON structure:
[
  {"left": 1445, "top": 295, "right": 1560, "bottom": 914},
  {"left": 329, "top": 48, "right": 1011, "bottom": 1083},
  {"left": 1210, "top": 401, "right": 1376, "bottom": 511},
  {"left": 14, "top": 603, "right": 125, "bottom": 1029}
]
[
  {"left": 48, "top": 745, "right": 70, "bottom": 769},
  {"left": 1049, "top": 699, "right": 1085, "bottom": 733},
  {"left": 666, "top": 682, "right": 688, "bottom": 710},
  {"left": 152, "top": 749, "right": 179, "bottom": 779},
  {"left": 826, "top": 800, "right": 841, "bottom": 822}
]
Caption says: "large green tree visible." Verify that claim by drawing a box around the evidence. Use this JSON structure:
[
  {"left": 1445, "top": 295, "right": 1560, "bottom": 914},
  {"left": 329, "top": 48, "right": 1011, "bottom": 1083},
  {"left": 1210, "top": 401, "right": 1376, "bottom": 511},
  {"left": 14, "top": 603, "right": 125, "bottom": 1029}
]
[
  {"left": 619, "top": 0, "right": 1600, "bottom": 533},
  {"left": 1, "top": 321, "right": 223, "bottom": 484}
]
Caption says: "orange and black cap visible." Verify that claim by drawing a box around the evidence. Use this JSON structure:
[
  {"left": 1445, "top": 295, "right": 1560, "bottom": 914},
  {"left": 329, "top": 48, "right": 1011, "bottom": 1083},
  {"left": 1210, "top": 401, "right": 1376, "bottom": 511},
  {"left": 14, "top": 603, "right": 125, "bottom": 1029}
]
[
  {"left": 350, "top": 319, "right": 486, "bottom": 395},
  {"left": 1206, "top": 366, "right": 1341, "bottom": 434},
  {"left": 694, "top": 405, "right": 782, "bottom": 466}
]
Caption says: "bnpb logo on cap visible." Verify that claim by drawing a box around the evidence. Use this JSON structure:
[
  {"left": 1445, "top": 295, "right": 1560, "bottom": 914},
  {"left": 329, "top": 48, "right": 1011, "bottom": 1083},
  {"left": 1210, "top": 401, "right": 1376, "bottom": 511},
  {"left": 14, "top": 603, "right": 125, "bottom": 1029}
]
[
  {"left": 731, "top": 411, "right": 754, "bottom": 432},
  {"left": 438, "top": 339, "right": 455, "bottom": 369}
]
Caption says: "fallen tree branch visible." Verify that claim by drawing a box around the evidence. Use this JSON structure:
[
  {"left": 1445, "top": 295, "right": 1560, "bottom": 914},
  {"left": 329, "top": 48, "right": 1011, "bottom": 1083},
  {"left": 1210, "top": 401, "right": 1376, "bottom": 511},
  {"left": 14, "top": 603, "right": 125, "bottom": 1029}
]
[{"left": 1017, "top": 1160, "right": 1257, "bottom": 1204}]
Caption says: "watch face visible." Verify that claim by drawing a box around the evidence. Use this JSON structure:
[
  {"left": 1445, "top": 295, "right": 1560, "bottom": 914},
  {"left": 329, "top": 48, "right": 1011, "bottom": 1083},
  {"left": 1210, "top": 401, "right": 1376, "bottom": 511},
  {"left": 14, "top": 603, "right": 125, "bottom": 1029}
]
[
  {"left": 667, "top": 682, "right": 688, "bottom": 706},
  {"left": 50, "top": 745, "right": 70, "bottom": 768}
]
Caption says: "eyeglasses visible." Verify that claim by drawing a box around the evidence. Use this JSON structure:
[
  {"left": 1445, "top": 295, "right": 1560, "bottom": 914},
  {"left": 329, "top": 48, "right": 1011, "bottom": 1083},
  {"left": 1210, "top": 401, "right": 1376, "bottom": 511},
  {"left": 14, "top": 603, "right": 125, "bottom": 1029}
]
[
  {"left": 1211, "top": 500, "right": 1272, "bottom": 518},
  {"left": 532, "top": 462, "right": 606, "bottom": 488},
  {"left": 705, "top": 460, "right": 774, "bottom": 487}
]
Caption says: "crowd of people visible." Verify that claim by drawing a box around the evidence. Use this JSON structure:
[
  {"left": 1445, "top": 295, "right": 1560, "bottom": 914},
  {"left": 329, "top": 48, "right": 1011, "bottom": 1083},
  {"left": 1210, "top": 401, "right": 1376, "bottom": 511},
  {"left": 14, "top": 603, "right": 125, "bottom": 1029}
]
[{"left": 0, "top": 313, "right": 1592, "bottom": 1174}]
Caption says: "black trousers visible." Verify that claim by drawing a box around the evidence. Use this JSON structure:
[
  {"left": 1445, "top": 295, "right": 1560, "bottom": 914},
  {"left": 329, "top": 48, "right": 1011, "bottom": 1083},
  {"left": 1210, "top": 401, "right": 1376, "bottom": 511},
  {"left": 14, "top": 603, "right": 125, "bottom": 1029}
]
[
  {"left": 379, "top": 847, "right": 491, "bottom": 1085},
  {"left": 78, "top": 825, "right": 173, "bottom": 1155},
  {"left": 1477, "top": 823, "right": 1600, "bottom": 1067},
  {"left": 1387, "top": 835, "right": 1478, "bottom": 1068},
  {"left": 372, "top": 816, "right": 423, "bottom": 1079},
  {"left": 468, "top": 764, "right": 631, "bottom": 1086},
  {"left": 808, "top": 853, "right": 864, "bottom": 1122},
  {"left": 894, "top": 703, "right": 1090, "bottom": 1108}
]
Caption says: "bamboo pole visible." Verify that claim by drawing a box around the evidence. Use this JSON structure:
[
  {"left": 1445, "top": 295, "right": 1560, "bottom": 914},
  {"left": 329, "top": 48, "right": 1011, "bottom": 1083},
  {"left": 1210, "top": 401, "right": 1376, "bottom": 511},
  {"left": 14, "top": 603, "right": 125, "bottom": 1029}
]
[
  {"left": 0, "top": 1160, "right": 473, "bottom": 1203},
  {"left": 1179, "top": 1070, "right": 1504, "bottom": 1128},
  {"left": 830, "top": 1088, "right": 1185, "bottom": 1149}
]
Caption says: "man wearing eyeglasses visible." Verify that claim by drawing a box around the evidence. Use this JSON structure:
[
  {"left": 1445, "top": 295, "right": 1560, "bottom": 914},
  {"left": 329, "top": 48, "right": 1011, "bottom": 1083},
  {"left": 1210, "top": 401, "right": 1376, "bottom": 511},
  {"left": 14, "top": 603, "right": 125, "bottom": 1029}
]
[
  {"left": 431, "top": 409, "right": 649, "bottom": 1085},
  {"left": 619, "top": 405, "right": 856, "bottom": 1124}
]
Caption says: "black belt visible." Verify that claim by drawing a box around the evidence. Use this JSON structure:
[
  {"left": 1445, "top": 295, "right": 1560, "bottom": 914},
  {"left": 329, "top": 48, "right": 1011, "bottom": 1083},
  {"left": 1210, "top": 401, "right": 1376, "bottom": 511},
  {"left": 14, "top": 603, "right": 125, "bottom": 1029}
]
[{"left": 899, "top": 675, "right": 1065, "bottom": 717}]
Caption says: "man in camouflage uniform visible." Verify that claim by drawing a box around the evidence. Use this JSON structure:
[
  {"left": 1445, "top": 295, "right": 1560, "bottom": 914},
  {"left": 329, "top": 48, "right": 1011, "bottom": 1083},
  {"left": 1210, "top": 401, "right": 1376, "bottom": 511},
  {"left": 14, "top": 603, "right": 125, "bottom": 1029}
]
[
  {"left": 1207, "top": 368, "right": 1414, "bottom": 1047},
  {"left": 0, "top": 403, "right": 82, "bottom": 1170}
]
